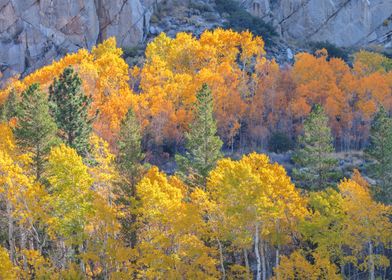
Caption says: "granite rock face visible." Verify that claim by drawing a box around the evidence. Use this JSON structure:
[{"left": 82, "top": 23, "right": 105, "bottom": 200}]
[
  {"left": 244, "top": 0, "right": 392, "bottom": 48},
  {"left": 0, "top": 0, "right": 391, "bottom": 81},
  {"left": 0, "top": 0, "right": 159, "bottom": 79}
]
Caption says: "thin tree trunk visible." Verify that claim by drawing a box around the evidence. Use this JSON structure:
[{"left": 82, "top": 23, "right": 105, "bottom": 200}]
[
  {"left": 103, "top": 232, "right": 109, "bottom": 280},
  {"left": 255, "top": 223, "right": 262, "bottom": 280},
  {"left": 60, "top": 239, "right": 67, "bottom": 268},
  {"left": 261, "top": 239, "right": 266, "bottom": 280},
  {"left": 217, "top": 239, "right": 226, "bottom": 280},
  {"left": 78, "top": 243, "right": 86, "bottom": 274},
  {"left": 7, "top": 201, "right": 15, "bottom": 263},
  {"left": 243, "top": 248, "right": 250, "bottom": 280},
  {"left": 369, "top": 241, "right": 375, "bottom": 280},
  {"left": 20, "top": 226, "right": 27, "bottom": 270},
  {"left": 275, "top": 247, "right": 280, "bottom": 280}
]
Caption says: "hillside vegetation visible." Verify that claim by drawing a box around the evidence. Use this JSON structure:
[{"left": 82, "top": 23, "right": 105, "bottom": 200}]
[{"left": 0, "top": 29, "right": 391, "bottom": 279}]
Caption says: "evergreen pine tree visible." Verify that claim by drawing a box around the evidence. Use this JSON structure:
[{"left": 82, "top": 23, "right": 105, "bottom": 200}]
[
  {"left": 14, "top": 83, "right": 58, "bottom": 181},
  {"left": 117, "top": 108, "right": 145, "bottom": 189},
  {"left": 0, "top": 90, "right": 18, "bottom": 122},
  {"left": 175, "top": 84, "right": 223, "bottom": 188},
  {"left": 365, "top": 106, "right": 392, "bottom": 204},
  {"left": 292, "top": 104, "right": 339, "bottom": 190},
  {"left": 117, "top": 107, "right": 145, "bottom": 248},
  {"left": 49, "top": 66, "right": 94, "bottom": 156}
]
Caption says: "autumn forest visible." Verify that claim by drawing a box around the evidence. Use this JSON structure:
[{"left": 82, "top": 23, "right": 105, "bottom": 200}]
[{"left": 0, "top": 29, "right": 392, "bottom": 279}]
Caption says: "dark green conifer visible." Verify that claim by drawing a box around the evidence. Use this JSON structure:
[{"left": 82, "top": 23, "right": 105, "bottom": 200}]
[
  {"left": 15, "top": 83, "right": 58, "bottom": 180},
  {"left": 365, "top": 106, "right": 392, "bottom": 203},
  {"left": 49, "top": 66, "right": 94, "bottom": 156},
  {"left": 293, "top": 104, "right": 339, "bottom": 190},
  {"left": 175, "top": 84, "right": 223, "bottom": 188}
]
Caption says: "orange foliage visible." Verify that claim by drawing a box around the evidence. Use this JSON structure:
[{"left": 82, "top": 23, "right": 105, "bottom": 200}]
[
  {"left": 1, "top": 32, "right": 391, "bottom": 151},
  {"left": 0, "top": 38, "right": 134, "bottom": 143},
  {"left": 132, "top": 29, "right": 265, "bottom": 146}
]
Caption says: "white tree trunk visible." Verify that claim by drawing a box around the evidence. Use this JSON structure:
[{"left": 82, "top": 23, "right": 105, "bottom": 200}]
[
  {"left": 7, "top": 201, "right": 15, "bottom": 263},
  {"left": 255, "top": 223, "right": 262, "bottom": 280},
  {"left": 369, "top": 241, "right": 375, "bottom": 280},
  {"left": 261, "top": 239, "right": 266, "bottom": 280},
  {"left": 217, "top": 239, "right": 226, "bottom": 280},
  {"left": 275, "top": 248, "right": 280, "bottom": 280}
]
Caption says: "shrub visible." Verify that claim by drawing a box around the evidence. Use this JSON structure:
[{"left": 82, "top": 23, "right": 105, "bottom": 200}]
[
  {"left": 122, "top": 46, "right": 141, "bottom": 58},
  {"left": 268, "top": 131, "right": 293, "bottom": 153},
  {"left": 189, "top": 1, "right": 214, "bottom": 13},
  {"left": 215, "top": 0, "right": 277, "bottom": 44},
  {"left": 310, "top": 41, "right": 350, "bottom": 61}
]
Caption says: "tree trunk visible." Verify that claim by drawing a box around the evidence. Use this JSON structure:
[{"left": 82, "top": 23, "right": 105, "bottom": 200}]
[
  {"left": 261, "top": 239, "right": 266, "bottom": 280},
  {"left": 255, "top": 223, "right": 262, "bottom": 280},
  {"left": 275, "top": 247, "right": 280, "bottom": 280},
  {"left": 60, "top": 240, "right": 67, "bottom": 268},
  {"left": 217, "top": 239, "right": 226, "bottom": 280},
  {"left": 369, "top": 241, "right": 375, "bottom": 280},
  {"left": 243, "top": 248, "right": 250, "bottom": 280},
  {"left": 20, "top": 226, "right": 28, "bottom": 270},
  {"left": 7, "top": 201, "right": 15, "bottom": 263}
]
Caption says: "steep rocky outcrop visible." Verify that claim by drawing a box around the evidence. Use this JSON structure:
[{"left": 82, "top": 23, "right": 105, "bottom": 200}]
[
  {"left": 0, "top": 0, "right": 391, "bottom": 81},
  {"left": 0, "top": 0, "right": 159, "bottom": 80},
  {"left": 244, "top": 0, "right": 392, "bottom": 48}
]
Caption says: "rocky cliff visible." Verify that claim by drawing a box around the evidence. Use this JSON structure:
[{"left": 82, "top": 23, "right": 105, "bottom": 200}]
[
  {"left": 0, "top": 0, "right": 391, "bottom": 81},
  {"left": 244, "top": 0, "right": 392, "bottom": 48},
  {"left": 0, "top": 0, "right": 159, "bottom": 79}
]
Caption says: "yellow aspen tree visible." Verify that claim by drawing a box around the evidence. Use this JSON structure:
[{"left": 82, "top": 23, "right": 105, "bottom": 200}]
[
  {"left": 84, "top": 135, "right": 134, "bottom": 279},
  {"left": 208, "top": 153, "right": 306, "bottom": 280},
  {"left": 339, "top": 179, "right": 392, "bottom": 280},
  {"left": 273, "top": 250, "right": 341, "bottom": 280},
  {"left": 0, "top": 123, "right": 41, "bottom": 262},
  {"left": 0, "top": 246, "right": 19, "bottom": 279},
  {"left": 135, "top": 167, "right": 219, "bottom": 279},
  {"left": 46, "top": 144, "right": 94, "bottom": 268}
]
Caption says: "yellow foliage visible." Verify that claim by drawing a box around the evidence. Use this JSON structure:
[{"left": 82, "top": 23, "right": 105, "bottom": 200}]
[
  {"left": 46, "top": 144, "right": 93, "bottom": 243},
  {"left": 273, "top": 250, "right": 341, "bottom": 280},
  {"left": 0, "top": 247, "right": 18, "bottom": 279},
  {"left": 134, "top": 29, "right": 265, "bottom": 145},
  {"left": 207, "top": 153, "right": 307, "bottom": 248},
  {"left": 135, "top": 167, "right": 219, "bottom": 279}
]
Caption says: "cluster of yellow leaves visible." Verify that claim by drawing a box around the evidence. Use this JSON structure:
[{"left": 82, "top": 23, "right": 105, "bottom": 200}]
[
  {"left": 82, "top": 135, "right": 136, "bottom": 278},
  {"left": 339, "top": 178, "right": 392, "bottom": 257},
  {"left": 46, "top": 144, "right": 94, "bottom": 243},
  {"left": 207, "top": 153, "right": 307, "bottom": 248},
  {"left": 273, "top": 250, "right": 341, "bottom": 280},
  {"left": 301, "top": 172, "right": 392, "bottom": 276},
  {"left": 0, "top": 246, "right": 18, "bottom": 279},
  {"left": 135, "top": 167, "right": 219, "bottom": 279},
  {"left": 0, "top": 123, "right": 47, "bottom": 233}
]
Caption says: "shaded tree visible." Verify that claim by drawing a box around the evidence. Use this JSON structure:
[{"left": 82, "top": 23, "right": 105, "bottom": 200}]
[
  {"left": 117, "top": 108, "right": 145, "bottom": 248},
  {"left": 49, "top": 67, "right": 94, "bottom": 156},
  {"left": 176, "top": 84, "right": 223, "bottom": 188},
  {"left": 365, "top": 106, "right": 392, "bottom": 204},
  {"left": 15, "top": 84, "right": 58, "bottom": 181},
  {"left": 293, "top": 104, "right": 339, "bottom": 190}
]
